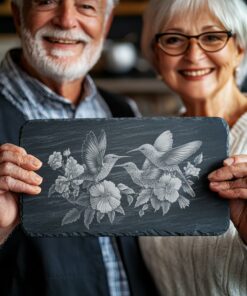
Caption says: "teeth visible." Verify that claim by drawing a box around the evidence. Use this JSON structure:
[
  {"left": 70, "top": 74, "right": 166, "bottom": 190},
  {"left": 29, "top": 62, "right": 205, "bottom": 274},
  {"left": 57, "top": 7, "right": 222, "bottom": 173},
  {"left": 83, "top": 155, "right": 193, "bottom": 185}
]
[
  {"left": 182, "top": 69, "right": 211, "bottom": 77},
  {"left": 48, "top": 38, "right": 78, "bottom": 44}
]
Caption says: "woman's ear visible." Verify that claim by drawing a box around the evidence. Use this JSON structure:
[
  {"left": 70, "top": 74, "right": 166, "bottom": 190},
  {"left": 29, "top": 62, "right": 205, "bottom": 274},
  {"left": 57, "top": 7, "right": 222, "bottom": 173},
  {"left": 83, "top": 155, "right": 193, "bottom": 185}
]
[
  {"left": 235, "top": 45, "right": 245, "bottom": 67},
  {"left": 11, "top": 2, "right": 22, "bottom": 37}
]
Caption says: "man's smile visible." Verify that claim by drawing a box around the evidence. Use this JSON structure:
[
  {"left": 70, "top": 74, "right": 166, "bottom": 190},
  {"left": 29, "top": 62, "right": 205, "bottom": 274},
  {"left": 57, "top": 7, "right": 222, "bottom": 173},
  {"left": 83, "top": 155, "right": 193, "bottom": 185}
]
[{"left": 44, "top": 37, "right": 83, "bottom": 45}]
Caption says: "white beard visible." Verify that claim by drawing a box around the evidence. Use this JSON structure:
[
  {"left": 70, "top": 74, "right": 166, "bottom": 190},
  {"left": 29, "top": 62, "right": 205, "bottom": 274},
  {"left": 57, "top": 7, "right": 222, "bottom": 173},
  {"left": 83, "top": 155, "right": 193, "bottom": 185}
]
[{"left": 20, "top": 25, "right": 104, "bottom": 83}]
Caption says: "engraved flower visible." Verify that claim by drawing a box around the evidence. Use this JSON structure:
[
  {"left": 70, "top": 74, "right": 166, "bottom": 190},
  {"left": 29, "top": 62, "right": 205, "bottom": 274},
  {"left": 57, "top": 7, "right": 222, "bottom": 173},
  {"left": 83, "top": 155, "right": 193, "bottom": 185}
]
[
  {"left": 89, "top": 181, "right": 121, "bottom": 214},
  {"left": 147, "top": 174, "right": 182, "bottom": 215},
  {"left": 48, "top": 151, "right": 62, "bottom": 170},
  {"left": 55, "top": 176, "right": 70, "bottom": 195},
  {"left": 65, "top": 156, "right": 84, "bottom": 179},
  {"left": 54, "top": 156, "right": 84, "bottom": 199},
  {"left": 153, "top": 174, "right": 182, "bottom": 203},
  {"left": 184, "top": 162, "right": 201, "bottom": 178}
]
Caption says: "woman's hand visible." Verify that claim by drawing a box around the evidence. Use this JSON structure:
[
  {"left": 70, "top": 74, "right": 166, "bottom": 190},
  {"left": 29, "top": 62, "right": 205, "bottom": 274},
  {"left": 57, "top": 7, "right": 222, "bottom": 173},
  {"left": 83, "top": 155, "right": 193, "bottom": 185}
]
[
  {"left": 0, "top": 143, "right": 42, "bottom": 243},
  {"left": 208, "top": 155, "right": 247, "bottom": 244}
]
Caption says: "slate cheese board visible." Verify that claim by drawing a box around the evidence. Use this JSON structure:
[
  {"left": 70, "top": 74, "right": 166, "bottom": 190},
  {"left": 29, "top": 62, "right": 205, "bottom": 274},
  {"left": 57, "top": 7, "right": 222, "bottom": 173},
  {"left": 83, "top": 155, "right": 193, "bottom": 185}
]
[{"left": 20, "top": 117, "right": 230, "bottom": 237}]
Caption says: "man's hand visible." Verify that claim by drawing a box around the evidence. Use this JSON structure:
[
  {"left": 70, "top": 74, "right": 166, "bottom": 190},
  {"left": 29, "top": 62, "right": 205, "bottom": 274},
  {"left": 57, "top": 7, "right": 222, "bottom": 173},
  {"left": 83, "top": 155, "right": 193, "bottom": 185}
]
[
  {"left": 208, "top": 155, "right": 247, "bottom": 244},
  {"left": 0, "top": 144, "right": 42, "bottom": 240}
]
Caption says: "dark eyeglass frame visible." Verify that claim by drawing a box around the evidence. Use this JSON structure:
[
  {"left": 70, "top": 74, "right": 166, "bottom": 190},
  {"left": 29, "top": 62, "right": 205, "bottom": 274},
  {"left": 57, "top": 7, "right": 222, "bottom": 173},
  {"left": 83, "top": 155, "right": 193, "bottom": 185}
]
[{"left": 155, "top": 31, "right": 233, "bottom": 56}]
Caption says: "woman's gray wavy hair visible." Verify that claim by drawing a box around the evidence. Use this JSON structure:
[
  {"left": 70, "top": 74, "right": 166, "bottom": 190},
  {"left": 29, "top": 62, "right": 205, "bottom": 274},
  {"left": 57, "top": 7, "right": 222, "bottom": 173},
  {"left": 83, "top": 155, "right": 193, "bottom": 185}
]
[
  {"left": 11, "top": 0, "right": 119, "bottom": 18},
  {"left": 142, "top": 0, "right": 247, "bottom": 85}
]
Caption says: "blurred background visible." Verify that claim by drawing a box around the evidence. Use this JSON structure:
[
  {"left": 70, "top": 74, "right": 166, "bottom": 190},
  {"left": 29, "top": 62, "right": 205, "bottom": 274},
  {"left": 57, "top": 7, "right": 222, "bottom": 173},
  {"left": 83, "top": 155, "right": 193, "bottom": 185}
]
[{"left": 0, "top": 0, "right": 246, "bottom": 115}]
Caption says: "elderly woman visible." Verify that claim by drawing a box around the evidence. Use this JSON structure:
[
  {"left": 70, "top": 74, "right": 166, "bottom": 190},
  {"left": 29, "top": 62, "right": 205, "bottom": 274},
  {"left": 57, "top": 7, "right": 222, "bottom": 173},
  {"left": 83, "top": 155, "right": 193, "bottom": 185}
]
[{"left": 140, "top": 0, "right": 247, "bottom": 295}]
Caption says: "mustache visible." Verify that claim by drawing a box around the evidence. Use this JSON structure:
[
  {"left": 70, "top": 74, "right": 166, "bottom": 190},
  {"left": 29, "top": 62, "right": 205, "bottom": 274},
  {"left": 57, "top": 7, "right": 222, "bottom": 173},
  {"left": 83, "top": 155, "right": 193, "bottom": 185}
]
[{"left": 35, "top": 26, "right": 92, "bottom": 43}]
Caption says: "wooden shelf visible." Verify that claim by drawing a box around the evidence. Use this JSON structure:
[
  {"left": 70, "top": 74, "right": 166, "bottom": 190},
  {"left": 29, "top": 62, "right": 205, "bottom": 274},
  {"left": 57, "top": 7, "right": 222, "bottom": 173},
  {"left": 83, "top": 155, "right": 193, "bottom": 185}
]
[
  {"left": 95, "top": 77, "right": 182, "bottom": 116},
  {"left": 0, "top": 0, "right": 148, "bottom": 16},
  {"left": 95, "top": 78, "right": 171, "bottom": 94},
  {"left": 115, "top": 2, "right": 148, "bottom": 15},
  {"left": 0, "top": 1, "right": 11, "bottom": 16}
]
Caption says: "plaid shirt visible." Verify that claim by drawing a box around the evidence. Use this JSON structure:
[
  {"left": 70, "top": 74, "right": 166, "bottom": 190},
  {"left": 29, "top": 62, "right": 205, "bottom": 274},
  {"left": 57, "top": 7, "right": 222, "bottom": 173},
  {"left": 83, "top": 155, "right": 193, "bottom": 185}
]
[{"left": 0, "top": 49, "right": 131, "bottom": 296}]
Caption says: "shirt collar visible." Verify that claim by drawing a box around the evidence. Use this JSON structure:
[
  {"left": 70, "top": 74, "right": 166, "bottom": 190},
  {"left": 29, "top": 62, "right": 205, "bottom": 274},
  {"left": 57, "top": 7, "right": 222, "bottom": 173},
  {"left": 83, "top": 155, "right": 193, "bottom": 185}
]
[{"left": 1, "top": 49, "right": 98, "bottom": 107}]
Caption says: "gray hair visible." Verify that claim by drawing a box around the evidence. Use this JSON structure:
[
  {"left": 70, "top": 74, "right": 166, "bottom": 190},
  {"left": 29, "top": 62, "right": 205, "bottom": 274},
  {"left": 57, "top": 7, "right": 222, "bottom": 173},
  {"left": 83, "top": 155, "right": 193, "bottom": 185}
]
[
  {"left": 11, "top": 0, "right": 119, "bottom": 18},
  {"left": 142, "top": 0, "right": 247, "bottom": 85}
]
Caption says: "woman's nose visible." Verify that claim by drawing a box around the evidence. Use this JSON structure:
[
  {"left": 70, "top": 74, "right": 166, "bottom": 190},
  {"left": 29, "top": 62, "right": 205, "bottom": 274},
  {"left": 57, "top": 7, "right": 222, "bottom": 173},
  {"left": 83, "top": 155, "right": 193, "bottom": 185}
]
[
  {"left": 184, "top": 39, "right": 206, "bottom": 62},
  {"left": 52, "top": 2, "right": 78, "bottom": 29}
]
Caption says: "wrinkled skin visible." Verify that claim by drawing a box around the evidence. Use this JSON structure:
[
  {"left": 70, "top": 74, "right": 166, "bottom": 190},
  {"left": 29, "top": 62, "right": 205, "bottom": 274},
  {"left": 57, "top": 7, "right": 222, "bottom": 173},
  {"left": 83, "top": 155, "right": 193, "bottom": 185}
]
[
  {"left": 209, "top": 155, "right": 247, "bottom": 244},
  {"left": 0, "top": 144, "right": 42, "bottom": 243}
]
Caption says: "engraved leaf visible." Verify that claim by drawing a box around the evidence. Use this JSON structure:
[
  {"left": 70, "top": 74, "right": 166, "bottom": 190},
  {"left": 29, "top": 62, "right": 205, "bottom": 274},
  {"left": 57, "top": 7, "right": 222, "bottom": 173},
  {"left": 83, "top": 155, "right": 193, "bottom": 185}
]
[
  {"left": 62, "top": 208, "right": 81, "bottom": 226},
  {"left": 108, "top": 211, "right": 115, "bottom": 224},
  {"left": 97, "top": 212, "right": 105, "bottom": 223},
  {"left": 187, "top": 179, "right": 194, "bottom": 186},
  {"left": 115, "top": 206, "right": 125, "bottom": 215},
  {"left": 161, "top": 202, "right": 171, "bottom": 215},
  {"left": 74, "top": 196, "right": 89, "bottom": 207},
  {"left": 117, "top": 183, "right": 135, "bottom": 195},
  {"left": 127, "top": 195, "right": 134, "bottom": 206},
  {"left": 62, "top": 191, "right": 70, "bottom": 200},
  {"left": 139, "top": 209, "right": 145, "bottom": 217},
  {"left": 178, "top": 195, "right": 190, "bottom": 209},
  {"left": 194, "top": 153, "right": 203, "bottom": 165},
  {"left": 48, "top": 184, "right": 56, "bottom": 197},
  {"left": 151, "top": 197, "right": 161, "bottom": 212},
  {"left": 142, "top": 204, "right": 149, "bottom": 212},
  {"left": 84, "top": 208, "right": 96, "bottom": 229},
  {"left": 135, "top": 189, "right": 152, "bottom": 208}
]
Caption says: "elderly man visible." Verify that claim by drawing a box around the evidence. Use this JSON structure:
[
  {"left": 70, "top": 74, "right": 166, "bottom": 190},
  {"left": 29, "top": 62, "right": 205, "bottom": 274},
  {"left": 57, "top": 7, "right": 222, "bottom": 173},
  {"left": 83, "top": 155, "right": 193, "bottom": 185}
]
[{"left": 0, "top": 1, "right": 158, "bottom": 295}]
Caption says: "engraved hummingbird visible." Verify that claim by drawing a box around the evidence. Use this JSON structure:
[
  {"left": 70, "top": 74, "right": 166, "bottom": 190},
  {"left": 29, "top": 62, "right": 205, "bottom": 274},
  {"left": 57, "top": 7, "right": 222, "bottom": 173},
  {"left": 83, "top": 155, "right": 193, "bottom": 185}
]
[
  {"left": 116, "top": 162, "right": 163, "bottom": 188},
  {"left": 128, "top": 130, "right": 202, "bottom": 197},
  {"left": 81, "top": 130, "right": 128, "bottom": 183}
]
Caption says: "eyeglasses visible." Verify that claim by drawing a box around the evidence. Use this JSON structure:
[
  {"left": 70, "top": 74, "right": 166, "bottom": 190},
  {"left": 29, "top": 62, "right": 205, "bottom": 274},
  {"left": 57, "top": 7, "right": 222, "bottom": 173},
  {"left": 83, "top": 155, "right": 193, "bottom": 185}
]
[{"left": 155, "top": 31, "right": 233, "bottom": 56}]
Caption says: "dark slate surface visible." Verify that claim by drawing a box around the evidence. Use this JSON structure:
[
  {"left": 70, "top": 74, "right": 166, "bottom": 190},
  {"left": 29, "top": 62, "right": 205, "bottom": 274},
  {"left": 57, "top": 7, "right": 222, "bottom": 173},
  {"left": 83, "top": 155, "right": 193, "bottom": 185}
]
[{"left": 19, "top": 117, "right": 229, "bottom": 237}]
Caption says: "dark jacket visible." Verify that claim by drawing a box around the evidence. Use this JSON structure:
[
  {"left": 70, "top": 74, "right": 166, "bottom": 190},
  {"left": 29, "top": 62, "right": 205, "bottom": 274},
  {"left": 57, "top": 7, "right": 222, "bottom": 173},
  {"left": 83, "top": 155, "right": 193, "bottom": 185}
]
[{"left": 0, "top": 91, "right": 159, "bottom": 296}]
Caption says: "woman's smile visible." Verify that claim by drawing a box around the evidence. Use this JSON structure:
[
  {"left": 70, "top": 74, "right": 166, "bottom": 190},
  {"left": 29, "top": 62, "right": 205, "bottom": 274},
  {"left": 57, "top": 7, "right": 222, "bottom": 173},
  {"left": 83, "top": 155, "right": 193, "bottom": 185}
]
[{"left": 178, "top": 68, "right": 214, "bottom": 80}]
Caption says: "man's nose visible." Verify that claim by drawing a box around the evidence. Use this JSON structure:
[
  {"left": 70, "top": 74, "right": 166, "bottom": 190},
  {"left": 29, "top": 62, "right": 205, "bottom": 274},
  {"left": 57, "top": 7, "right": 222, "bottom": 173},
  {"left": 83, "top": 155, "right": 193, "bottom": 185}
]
[
  {"left": 184, "top": 39, "right": 206, "bottom": 61},
  {"left": 52, "top": 2, "right": 78, "bottom": 29}
]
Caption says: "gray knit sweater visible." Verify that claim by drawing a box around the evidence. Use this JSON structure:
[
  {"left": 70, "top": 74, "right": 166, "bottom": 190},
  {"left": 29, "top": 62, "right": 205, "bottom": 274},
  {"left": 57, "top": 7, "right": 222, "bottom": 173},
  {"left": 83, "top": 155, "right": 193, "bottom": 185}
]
[{"left": 140, "top": 112, "right": 247, "bottom": 296}]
